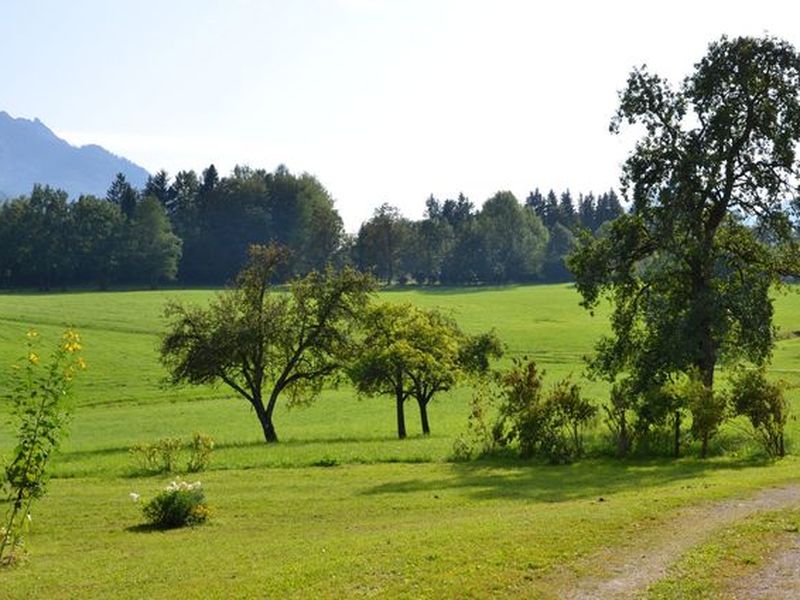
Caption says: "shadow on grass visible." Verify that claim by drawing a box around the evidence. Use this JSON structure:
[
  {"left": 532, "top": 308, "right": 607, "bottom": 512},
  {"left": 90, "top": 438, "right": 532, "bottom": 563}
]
[
  {"left": 381, "top": 283, "right": 575, "bottom": 296},
  {"left": 361, "top": 456, "right": 775, "bottom": 504},
  {"left": 125, "top": 523, "right": 160, "bottom": 534}
]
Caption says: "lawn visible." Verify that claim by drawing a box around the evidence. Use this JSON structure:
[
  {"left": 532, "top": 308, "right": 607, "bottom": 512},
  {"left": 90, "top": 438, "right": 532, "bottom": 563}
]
[{"left": 1, "top": 284, "right": 799, "bottom": 598}]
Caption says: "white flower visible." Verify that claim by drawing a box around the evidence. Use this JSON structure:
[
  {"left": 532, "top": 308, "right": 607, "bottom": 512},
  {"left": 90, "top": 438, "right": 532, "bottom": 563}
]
[
  {"left": 129, "top": 492, "right": 140, "bottom": 502},
  {"left": 26, "top": 513, "right": 32, "bottom": 523}
]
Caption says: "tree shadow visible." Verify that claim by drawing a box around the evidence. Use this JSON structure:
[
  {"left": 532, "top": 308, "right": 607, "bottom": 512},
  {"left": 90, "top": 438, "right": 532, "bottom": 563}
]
[
  {"left": 361, "top": 456, "right": 774, "bottom": 503},
  {"left": 125, "top": 523, "right": 160, "bottom": 533}
]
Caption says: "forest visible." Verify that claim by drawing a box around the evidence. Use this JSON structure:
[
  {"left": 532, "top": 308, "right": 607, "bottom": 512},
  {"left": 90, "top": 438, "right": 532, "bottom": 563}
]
[{"left": 0, "top": 164, "right": 623, "bottom": 289}]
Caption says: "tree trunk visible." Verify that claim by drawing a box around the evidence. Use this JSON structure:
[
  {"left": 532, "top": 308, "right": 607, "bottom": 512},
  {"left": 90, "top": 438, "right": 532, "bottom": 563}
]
[
  {"left": 418, "top": 398, "right": 430, "bottom": 435},
  {"left": 617, "top": 411, "right": 630, "bottom": 457},
  {"left": 396, "top": 393, "right": 407, "bottom": 439},
  {"left": 673, "top": 410, "right": 681, "bottom": 458},
  {"left": 693, "top": 257, "right": 717, "bottom": 390},
  {"left": 253, "top": 396, "right": 278, "bottom": 443},
  {"left": 701, "top": 432, "right": 709, "bottom": 459}
]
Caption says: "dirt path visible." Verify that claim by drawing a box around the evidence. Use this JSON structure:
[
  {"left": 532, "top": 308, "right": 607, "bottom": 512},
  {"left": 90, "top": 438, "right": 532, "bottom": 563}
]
[
  {"left": 729, "top": 536, "right": 800, "bottom": 599},
  {"left": 563, "top": 484, "right": 800, "bottom": 600}
]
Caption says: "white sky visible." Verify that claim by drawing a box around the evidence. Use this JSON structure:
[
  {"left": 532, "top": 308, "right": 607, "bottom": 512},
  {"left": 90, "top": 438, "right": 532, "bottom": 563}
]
[{"left": 3, "top": 0, "right": 800, "bottom": 231}]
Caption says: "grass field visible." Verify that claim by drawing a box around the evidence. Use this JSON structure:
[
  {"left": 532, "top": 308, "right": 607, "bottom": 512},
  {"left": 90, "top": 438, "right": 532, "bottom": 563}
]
[{"left": 1, "top": 284, "right": 800, "bottom": 598}]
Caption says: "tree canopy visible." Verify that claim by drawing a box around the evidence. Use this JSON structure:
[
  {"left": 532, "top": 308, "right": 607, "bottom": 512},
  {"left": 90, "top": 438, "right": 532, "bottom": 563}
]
[
  {"left": 569, "top": 35, "right": 800, "bottom": 452},
  {"left": 349, "top": 302, "right": 502, "bottom": 438},
  {"left": 160, "top": 244, "right": 375, "bottom": 443}
]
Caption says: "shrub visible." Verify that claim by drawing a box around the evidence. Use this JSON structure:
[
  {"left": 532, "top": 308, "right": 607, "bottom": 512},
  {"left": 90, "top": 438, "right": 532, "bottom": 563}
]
[
  {"left": 681, "top": 375, "right": 726, "bottom": 458},
  {"left": 186, "top": 433, "right": 215, "bottom": 472},
  {"left": 452, "top": 382, "right": 497, "bottom": 460},
  {"left": 494, "top": 358, "right": 595, "bottom": 463},
  {"left": 141, "top": 480, "right": 209, "bottom": 529},
  {"left": 729, "top": 369, "right": 788, "bottom": 458},
  {"left": 129, "top": 437, "right": 184, "bottom": 473}
]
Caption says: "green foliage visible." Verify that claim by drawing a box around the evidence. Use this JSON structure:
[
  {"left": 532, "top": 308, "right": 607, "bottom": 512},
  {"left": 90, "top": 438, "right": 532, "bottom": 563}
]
[
  {"left": 187, "top": 432, "right": 215, "bottom": 473},
  {"left": 1, "top": 330, "right": 85, "bottom": 565},
  {"left": 603, "top": 382, "right": 635, "bottom": 457},
  {"left": 494, "top": 359, "right": 596, "bottom": 463},
  {"left": 161, "top": 244, "right": 375, "bottom": 443},
  {"left": 355, "top": 203, "right": 411, "bottom": 284},
  {"left": 141, "top": 480, "right": 208, "bottom": 529},
  {"left": 475, "top": 191, "right": 549, "bottom": 283},
  {"left": 729, "top": 369, "right": 788, "bottom": 458},
  {"left": 570, "top": 35, "right": 800, "bottom": 431},
  {"left": 679, "top": 374, "right": 727, "bottom": 458},
  {"left": 451, "top": 382, "right": 498, "bottom": 461},
  {"left": 124, "top": 196, "right": 182, "bottom": 287},
  {"left": 350, "top": 302, "right": 502, "bottom": 438},
  {"left": 129, "top": 437, "right": 184, "bottom": 474}
]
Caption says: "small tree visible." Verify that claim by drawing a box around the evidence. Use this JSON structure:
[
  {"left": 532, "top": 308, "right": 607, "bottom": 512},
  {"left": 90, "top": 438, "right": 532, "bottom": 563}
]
[
  {"left": 349, "top": 303, "right": 502, "bottom": 438},
  {"left": 160, "top": 244, "right": 374, "bottom": 443},
  {"left": 676, "top": 373, "right": 726, "bottom": 458},
  {"left": 729, "top": 369, "right": 788, "bottom": 458}
]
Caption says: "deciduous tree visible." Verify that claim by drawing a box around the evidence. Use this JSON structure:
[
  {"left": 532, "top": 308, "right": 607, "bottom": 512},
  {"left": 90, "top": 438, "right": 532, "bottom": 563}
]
[
  {"left": 349, "top": 303, "right": 502, "bottom": 438},
  {"left": 569, "top": 36, "right": 800, "bottom": 432},
  {"left": 161, "top": 244, "right": 374, "bottom": 443}
]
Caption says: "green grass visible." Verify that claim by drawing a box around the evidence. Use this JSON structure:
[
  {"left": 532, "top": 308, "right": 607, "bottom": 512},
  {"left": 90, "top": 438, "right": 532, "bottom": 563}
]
[{"left": 1, "top": 284, "right": 800, "bottom": 597}]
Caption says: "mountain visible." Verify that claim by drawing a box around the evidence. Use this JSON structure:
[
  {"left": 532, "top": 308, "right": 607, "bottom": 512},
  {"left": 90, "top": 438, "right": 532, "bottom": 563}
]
[{"left": 0, "top": 111, "right": 149, "bottom": 199}]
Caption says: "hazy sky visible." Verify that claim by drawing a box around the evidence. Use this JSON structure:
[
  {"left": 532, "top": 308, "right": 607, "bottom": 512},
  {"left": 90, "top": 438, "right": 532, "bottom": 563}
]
[{"left": 3, "top": 0, "right": 800, "bottom": 230}]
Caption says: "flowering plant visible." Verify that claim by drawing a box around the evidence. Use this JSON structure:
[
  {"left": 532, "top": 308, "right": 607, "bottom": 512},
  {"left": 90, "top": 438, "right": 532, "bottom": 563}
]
[
  {"left": 133, "top": 479, "right": 209, "bottom": 529},
  {"left": 1, "top": 330, "right": 85, "bottom": 565}
]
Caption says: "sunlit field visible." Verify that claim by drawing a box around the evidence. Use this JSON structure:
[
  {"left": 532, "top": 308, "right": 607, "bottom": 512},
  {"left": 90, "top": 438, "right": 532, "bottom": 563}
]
[{"left": 2, "top": 284, "right": 800, "bottom": 598}]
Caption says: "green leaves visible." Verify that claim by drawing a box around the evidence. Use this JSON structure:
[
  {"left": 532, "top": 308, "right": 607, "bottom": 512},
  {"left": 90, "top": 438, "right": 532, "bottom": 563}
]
[
  {"left": 161, "top": 244, "right": 376, "bottom": 442},
  {"left": 2, "top": 330, "right": 85, "bottom": 565}
]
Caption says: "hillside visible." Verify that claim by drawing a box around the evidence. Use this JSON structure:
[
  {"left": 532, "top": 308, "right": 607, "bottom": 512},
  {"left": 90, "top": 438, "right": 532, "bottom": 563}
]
[{"left": 0, "top": 110, "right": 149, "bottom": 199}]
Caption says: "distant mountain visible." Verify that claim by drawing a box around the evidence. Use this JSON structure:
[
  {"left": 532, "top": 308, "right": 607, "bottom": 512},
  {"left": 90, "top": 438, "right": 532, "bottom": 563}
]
[{"left": 0, "top": 111, "right": 149, "bottom": 200}]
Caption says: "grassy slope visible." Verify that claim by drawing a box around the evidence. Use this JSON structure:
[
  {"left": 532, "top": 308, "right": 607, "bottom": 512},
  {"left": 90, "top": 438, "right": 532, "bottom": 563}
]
[{"left": 1, "top": 284, "right": 799, "bottom": 598}]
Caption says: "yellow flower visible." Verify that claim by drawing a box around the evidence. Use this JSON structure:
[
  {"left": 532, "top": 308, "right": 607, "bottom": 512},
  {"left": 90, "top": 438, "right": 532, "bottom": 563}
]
[
  {"left": 77, "top": 357, "right": 87, "bottom": 370},
  {"left": 28, "top": 352, "right": 39, "bottom": 365},
  {"left": 26, "top": 330, "right": 38, "bottom": 339},
  {"left": 62, "top": 330, "right": 82, "bottom": 353}
]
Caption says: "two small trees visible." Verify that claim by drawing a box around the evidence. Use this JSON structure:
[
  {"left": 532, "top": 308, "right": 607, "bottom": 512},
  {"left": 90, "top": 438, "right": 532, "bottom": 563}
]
[
  {"left": 570, "top": 35, "right": 800, "bottom": 457},
  {"left": 348, "top": 303, "right": 502, "bottom": 438}
]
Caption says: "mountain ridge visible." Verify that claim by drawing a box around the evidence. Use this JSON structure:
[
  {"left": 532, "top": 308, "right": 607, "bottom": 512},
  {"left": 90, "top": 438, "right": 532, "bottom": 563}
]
[{"left": 0, "top": 111, "right": 149, "bottom": 199}]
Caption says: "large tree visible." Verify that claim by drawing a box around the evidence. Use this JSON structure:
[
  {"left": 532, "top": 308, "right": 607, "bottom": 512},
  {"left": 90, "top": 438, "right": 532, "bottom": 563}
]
[
  {"left": 125, "top": 196, "right": 183, "bottom": 287},
  {"left": 355, "top": 203, "right": 411, "bottom": 284},
  {"left": 161, "top": 244, "right": 374, "bottom": 443},
  {"left": 569, "top": 36, "right": 800, "bottom": 442}
]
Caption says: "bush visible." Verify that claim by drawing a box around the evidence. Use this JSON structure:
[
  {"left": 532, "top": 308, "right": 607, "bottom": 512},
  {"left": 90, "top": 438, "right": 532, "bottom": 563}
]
[
  {"left": 130, "top": 437, "right": 183, "bottom": 473},
  {"left": 141, "top": 480, "right": 209, "bottom": 529},
  {"left": 452, "top": 382, "right": 497, "bottom": 460},
  {"left": 187, "top": 433, "right": 215, "bottom": 472},
  {"left": 729, "top": 369, "right": 788, "bottom": 458},
  {"left": 130, "top": 433, "right": 215, "bottom": 474},
  {"left": 681, "top": 375, "right": 726, "bottom": 458},
  {"left": 494, "top": 358, "right": 595, "bottom": 463}
]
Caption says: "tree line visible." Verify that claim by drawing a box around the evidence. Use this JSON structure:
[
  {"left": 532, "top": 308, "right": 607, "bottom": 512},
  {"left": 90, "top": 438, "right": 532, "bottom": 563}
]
[
  {"left": 0, "top": 162, "right": 623, "bottom": 289},
  {"left": 354, "top": 189, "right": 623, "bottom": 285}
]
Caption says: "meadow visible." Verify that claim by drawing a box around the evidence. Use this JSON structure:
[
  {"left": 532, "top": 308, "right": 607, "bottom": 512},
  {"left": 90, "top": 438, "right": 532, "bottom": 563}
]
[{"left": 1, "top": 284, "right": 800, "bottom": 598}]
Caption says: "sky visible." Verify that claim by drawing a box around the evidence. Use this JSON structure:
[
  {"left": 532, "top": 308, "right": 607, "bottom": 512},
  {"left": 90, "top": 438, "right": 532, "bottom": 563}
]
[{"left": 3, "top": 0, "right": 800, "bottom": 231}]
